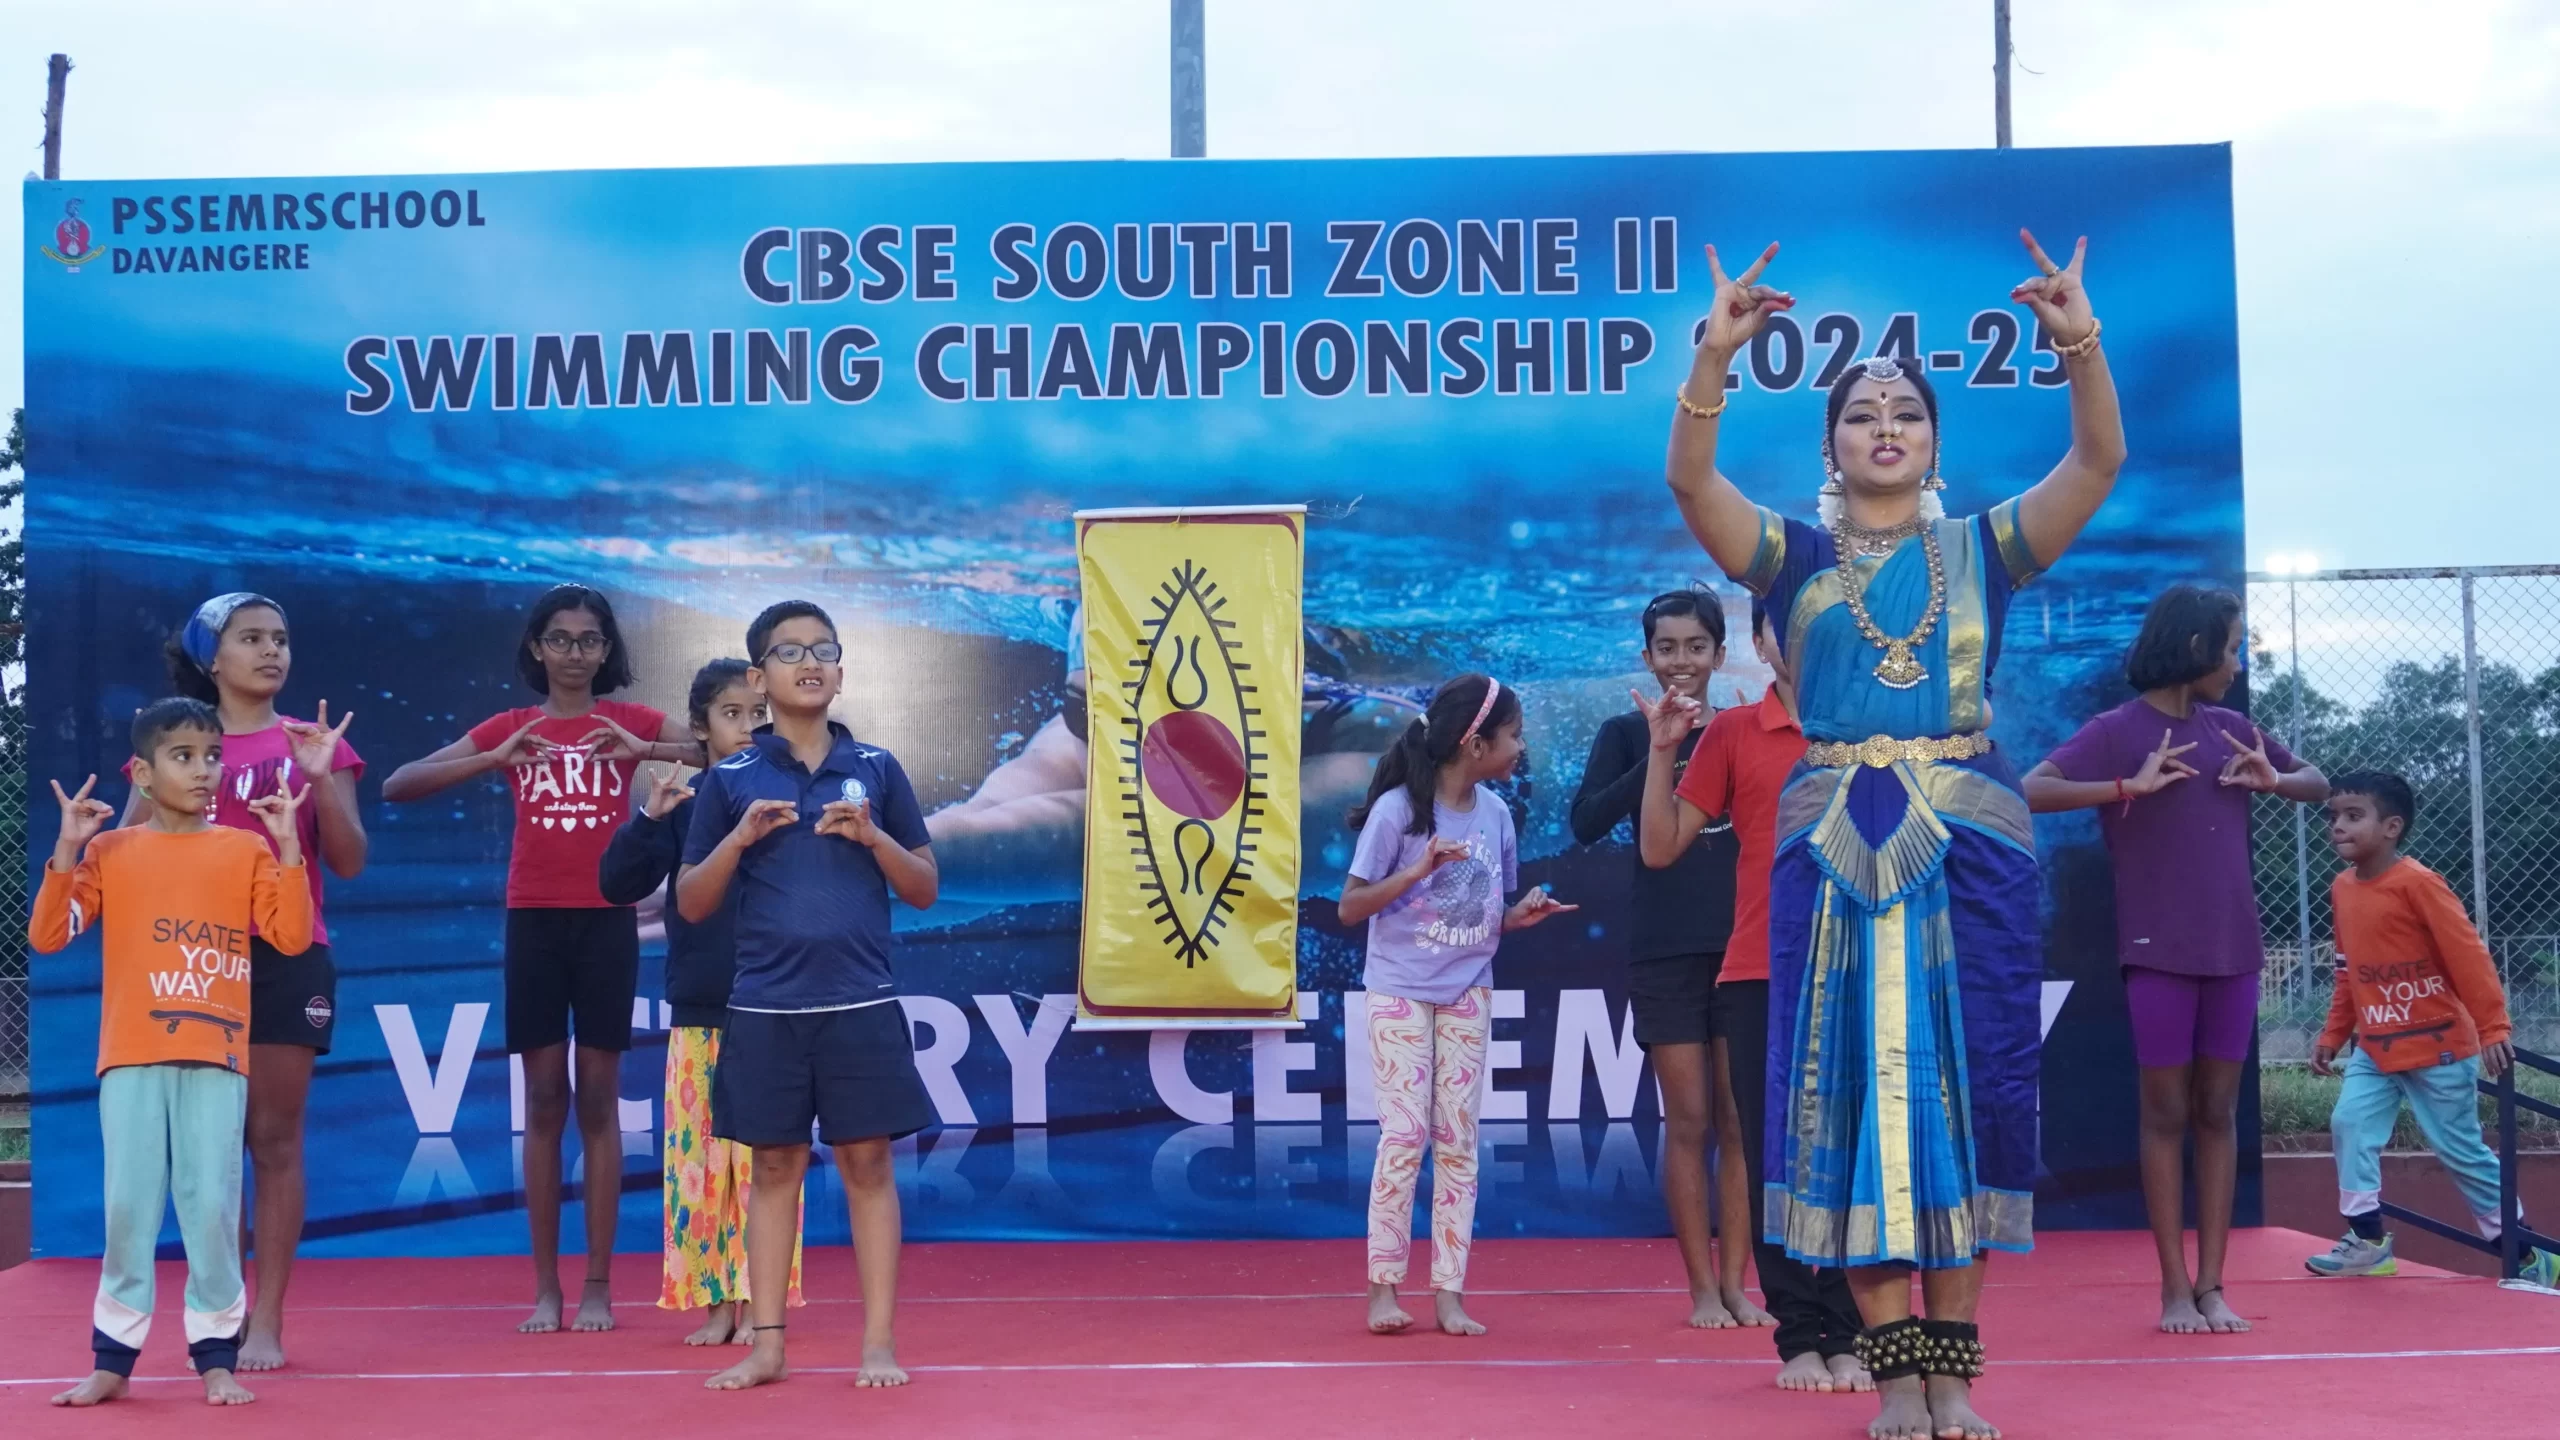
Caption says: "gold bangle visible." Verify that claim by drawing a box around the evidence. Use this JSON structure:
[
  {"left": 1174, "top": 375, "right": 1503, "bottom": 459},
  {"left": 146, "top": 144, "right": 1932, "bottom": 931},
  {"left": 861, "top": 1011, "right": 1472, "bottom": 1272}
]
[
  {"left": 2055, "top": 317, "right": 2103, "bottom": 361},
  {"left": 1675, "top": 383, "right": 1730, "bottom": 421}
]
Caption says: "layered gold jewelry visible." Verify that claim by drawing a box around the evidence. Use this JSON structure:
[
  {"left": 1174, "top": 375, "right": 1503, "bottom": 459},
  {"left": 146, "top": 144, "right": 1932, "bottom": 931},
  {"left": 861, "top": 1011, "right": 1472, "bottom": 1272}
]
[
  {"left": 1675, "top": 384, "right": 1729, "bottom": 421},
  {"left": 2055, "top": 316, "right": 2103, "bottom": 361},
  {"left": 1828, "top": 517, "right": 1946, "bottom": 689}
]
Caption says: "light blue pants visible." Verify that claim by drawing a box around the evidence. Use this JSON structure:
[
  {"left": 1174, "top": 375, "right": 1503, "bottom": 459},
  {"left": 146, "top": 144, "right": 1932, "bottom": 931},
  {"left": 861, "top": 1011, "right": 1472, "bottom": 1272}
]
[
  {"left": 94, "top": 1063, "right": 248, "bottom": 1376},
  {"left": 2330, "top": 1047, "right": 2512, "bottom": 1238}
]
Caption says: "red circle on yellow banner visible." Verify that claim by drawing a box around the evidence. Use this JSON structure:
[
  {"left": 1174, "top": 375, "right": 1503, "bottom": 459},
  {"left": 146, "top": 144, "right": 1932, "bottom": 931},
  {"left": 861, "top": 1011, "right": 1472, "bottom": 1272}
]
[{"left": 1141, "top": 710, "right": 1247, "bottom": 820}]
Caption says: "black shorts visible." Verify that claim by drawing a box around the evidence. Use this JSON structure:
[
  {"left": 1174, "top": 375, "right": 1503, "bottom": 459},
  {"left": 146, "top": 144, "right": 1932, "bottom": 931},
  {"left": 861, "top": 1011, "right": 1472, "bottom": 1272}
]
[
  {"left": 249, "top": 938, "right": 338, "bottom": 1053},
  {"left": 503, "top": 907, "right": 640, "bottom": 1054},
  {"left": 712, "top": 1003, "right": 935, "bottom": 1148},
  {"left": 1628, "top": 949, "right": 1727, "bottom": 1048}
]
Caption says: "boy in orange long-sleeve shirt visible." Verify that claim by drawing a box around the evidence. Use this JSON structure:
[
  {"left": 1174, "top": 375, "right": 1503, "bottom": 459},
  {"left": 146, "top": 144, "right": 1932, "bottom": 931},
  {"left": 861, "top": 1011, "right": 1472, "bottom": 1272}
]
[
  {"left": 2306, "top": 770, "right": 2559, "bottom": 1286},
  {"left": 31, "top": 698, "right": 313, "bottom": 1408}
]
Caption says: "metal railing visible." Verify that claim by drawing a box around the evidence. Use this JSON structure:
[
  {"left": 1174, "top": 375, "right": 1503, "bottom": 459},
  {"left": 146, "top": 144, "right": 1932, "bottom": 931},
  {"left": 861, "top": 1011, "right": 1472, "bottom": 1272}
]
[{"left": 2374, "top": 1046, "right": 2560, "bottom": 1284}]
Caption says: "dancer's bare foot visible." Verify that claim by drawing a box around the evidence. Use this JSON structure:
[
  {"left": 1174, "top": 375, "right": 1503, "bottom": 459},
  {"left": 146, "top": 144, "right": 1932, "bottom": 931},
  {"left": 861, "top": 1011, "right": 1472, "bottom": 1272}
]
[
  {"left": 707, "top": 1334, "right": 788, "bottom": 1391},
  {"left": 854, "top": 1341, "right": 909, "bottom": 1388},
  {"left": 200, "top": 1368, "right": 257, "bottom": 1406},
  {"left": 1366, "top": 1282, "right": 1413, "bottom": 1334},
  {"left": 1827, "top": 1352, "right": 1876, "bottom": 1393},
  {"left": 1721, "top": 1283, "right": 1778, "bottom": 1328},
  {"left": 1925, "top": 1374, "right": 2000, "bottom": 1439},
  {"left": 1433, "top": 1288, "right": 1487, "bottom": 1337},
  {"left": 685, "top": 1302, "right": 739, "bottom": 1347},
  {"left": 571, "top": 1277, "right": 616, "bottom": 1332},
  {"left": 1869, "top": 1375, "right": 1935, "bottom": 1439},
  {"left": 237, "top": 1324, "right": 287, "bottom": 1371},
  {"left": 2194, "top": 1285, "right": 2252, "bottom": 1334},
  {"left": 50, "top": 1371, "right": 127, "bottom": 1407},
  {"left": 2158, "top": 1289, "right": 2208, "bottom": 1334},
  {"left": 519, "top": 1288, "right": 564, "bottom": 1334},
  {"left": 1776, "top": 1351, "right": 1836, "bottom": 1392},
  {"left": 1687, "top": 1287, "right": 1739, "bottom": 1328}
]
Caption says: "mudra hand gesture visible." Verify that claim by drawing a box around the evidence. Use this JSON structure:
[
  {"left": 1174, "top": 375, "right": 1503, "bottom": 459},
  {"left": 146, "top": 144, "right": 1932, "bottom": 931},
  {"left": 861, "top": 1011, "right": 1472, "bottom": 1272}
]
[
  {"left": 2126, "top": 729, "right": 2200, "bottom": 798},
  {"left": 281, "top": 700, "right": 354, "bottom": 781},
  {"left": 641, "top": 765, "right": 695, "bottom": 820},
  {"left": 2216, "top": 725, "right": 2282, "bottom": 793},
  {"left": 2010, "top": 229, "right": 2098, "bottom": 350},
  {"left": 1630, "top": 688, "right": 1704, "bottom": 752},
  {"left": 1698, "top": 243, "right": 1795, "bottom": 356}
]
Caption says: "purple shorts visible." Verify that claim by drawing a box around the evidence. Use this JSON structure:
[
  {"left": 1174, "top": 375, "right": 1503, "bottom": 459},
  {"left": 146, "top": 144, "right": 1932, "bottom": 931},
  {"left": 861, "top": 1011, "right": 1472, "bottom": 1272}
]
[{"left": 2122, "top": 966, "right": 2258, "bottom": 1069}]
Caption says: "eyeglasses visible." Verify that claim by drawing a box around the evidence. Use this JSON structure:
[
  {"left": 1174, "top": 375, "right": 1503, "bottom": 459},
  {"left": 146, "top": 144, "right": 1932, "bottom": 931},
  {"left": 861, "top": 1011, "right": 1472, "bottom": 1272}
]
[
  {"left": 540, "top": 632, "right": 610, "bottom": 656},
  {"left": 762, "top": 642, "right": 843, "bottom": 666}
]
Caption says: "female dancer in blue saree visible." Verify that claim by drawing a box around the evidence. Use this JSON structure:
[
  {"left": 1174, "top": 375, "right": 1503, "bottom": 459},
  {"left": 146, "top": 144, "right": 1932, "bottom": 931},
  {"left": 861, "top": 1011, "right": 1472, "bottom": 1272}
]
[{"left": 1666, "top": 232, "right": 2124, "bottom": 1440}]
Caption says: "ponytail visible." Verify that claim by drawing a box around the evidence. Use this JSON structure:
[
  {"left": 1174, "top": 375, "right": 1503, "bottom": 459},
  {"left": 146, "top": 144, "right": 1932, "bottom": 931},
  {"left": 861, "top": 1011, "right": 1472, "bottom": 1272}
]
[
  {"left": 1344, "top": 673, "right": 1519, "bottom": 837},
  {"left": 161, "top": 631, "right": 221, "bottom": 704}
]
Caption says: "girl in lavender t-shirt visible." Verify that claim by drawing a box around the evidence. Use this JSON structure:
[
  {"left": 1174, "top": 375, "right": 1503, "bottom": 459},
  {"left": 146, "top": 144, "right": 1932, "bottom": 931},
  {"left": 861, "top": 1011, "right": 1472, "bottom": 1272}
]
[
  {"left": 1338, "top": 673, "right": 1577, "bottom": 1341},
  {"left": 2025, "top": 584, "right": 2326, "bottom": 1338}
]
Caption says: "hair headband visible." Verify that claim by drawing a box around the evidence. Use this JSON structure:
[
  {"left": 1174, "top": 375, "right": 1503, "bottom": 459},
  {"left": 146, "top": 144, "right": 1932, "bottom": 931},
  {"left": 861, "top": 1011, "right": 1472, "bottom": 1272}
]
[
  {"left": 180, "top": 592, "right": 282, "bottom": 670},
  {"left": 1458, "top": 678, "right": 1503, "bottom": 747}
]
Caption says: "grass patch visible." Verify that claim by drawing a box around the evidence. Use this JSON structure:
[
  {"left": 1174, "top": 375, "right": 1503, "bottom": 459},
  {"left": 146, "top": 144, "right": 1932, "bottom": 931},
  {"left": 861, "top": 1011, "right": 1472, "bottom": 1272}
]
[
  {"left": 2261, "top": 1060, "right": 2560, "bottom": 1154},
  {"left": 0, "top": 1123, "right": 25, "bottom": 1165}
]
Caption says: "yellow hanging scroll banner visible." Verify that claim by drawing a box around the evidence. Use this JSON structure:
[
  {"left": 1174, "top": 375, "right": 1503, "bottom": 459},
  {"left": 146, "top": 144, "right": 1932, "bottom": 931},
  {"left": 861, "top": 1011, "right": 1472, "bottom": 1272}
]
[{"left": 1075, "top": 505, "right": 1305, "bottom": 1027}]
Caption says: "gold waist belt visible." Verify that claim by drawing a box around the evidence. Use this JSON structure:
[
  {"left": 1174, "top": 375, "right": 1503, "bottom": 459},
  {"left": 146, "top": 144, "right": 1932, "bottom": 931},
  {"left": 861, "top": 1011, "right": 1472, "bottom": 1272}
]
[{"left": 1804, "top": 732, "right": 1993, "bottom": 770}]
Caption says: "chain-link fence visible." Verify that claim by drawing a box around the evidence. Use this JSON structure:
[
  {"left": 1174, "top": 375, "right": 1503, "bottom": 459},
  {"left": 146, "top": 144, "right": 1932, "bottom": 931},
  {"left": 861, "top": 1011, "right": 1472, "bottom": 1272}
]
[
  {"left": 2250, "top": 566, "right": 2560, "bottom": 1060},
  {"left": 2, "top": 699, "right": 27, "bottom": 1160}
]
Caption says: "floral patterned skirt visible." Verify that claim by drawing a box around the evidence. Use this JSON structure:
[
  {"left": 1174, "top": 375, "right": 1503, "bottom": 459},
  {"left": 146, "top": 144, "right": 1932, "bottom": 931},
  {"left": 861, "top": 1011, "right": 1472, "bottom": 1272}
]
[{"left": 660, "top": 1025, "right": 805, "bottom": 1310}]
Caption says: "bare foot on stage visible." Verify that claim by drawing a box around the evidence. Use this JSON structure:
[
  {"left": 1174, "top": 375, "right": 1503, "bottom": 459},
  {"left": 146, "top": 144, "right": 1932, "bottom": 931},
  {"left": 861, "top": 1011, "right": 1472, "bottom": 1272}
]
[
  {"left": 1433, "top": 1288, "right": 1487, "bottom": 1337},
  {"left": 1366, "top": 1282, "right": 1413, "bottom": 1334},
  {"left": 571, "top": 1278, "right": 617, "bottom": 1332},
  {"left": 520, "top": 1288, "right": 564, "bottom": 1334},
  {"left": 707, "top": 1336, "right": 788, "bottom": 1391},
  {"left": 2158, "top": 1288, "right": 2208, "bottom": 1334},
  {"left": 1925, "top": 1374, "right": 2000, "bottom": 1439},
  {"left": 51, "top": 1371, "right": 127, "bottom": 1407},
  {"left": 201, "top": 1368, "right": 258, "bottom": 1406},
  {"left": 1687, "top": 1288, "right": 1739, "bottom": 1328},
  {"left": 686, "top": 1303, "right": 739, "bottom": 1347},
  {"left": 1776, "top": 1351, "right": 1836, "bottom": 1391},
  {"left": 1827, "top": 1352, "right": 1876, "bottom": 1393},
  {"left": 855, "top": 1341, "right": 909, "bottom": 1388},
  {"left": 2195, "top": 1286, "right": 2252, "bottom": 1334},
  {"left": 1869, "top": 1375, "right": 1934, "bottom": 1439},
  {"left": 1721, "top": 1283, "right": 1778, "bottom": 1328},
  {"left": 237, "top": 1324, "right": 287, "bottom": 1371}
]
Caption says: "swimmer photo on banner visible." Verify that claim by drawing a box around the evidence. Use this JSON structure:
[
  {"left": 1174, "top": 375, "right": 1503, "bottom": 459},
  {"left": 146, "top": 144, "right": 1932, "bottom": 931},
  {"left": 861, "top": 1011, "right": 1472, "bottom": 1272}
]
[{"left": 1076, "top": 507, "right": 1306, "bottom": 1025}]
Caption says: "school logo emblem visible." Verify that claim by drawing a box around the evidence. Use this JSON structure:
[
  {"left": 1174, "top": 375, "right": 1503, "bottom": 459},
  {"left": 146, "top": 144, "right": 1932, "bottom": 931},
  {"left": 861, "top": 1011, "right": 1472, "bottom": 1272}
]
[
  {"left": 39, "top": 198, "right": 98, "bottom": 270},
  {"left": 1076, "top": 508, "right": 1304, "bottom": 1022},
  {"left": 304, "top": 996, "right": 333, "bottom": 1029},
  {"left": 839, "top": 777, "right": 868, "bottom": 807}
]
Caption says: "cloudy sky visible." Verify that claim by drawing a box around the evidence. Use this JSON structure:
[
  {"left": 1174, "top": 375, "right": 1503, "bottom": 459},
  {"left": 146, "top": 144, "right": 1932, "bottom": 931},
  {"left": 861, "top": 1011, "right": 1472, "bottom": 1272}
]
[{"left": 3, "top": 0, "right": 2552, "bottom": 569}]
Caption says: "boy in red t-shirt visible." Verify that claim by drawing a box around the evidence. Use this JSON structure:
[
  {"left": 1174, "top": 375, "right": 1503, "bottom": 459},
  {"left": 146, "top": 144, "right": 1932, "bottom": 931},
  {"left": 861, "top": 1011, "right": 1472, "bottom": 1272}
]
[
  {"left": 2307, "top": 770, "right": 2560, "bottom": 1287},
  {"left": 383, "top": 584, "right": 697, "bottom": 1333},
  {"left": 32, "top": 698, "right": 312, "bottom": 1407}
]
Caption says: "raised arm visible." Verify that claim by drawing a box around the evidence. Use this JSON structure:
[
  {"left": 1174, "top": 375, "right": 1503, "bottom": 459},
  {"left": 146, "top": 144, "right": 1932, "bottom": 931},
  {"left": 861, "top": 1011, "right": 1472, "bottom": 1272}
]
[
  {"left": 2008, "top": 230, "right": 2127, "bottom": 568},
  {"left": 1669, "top": 243, "right": 1797, "bottom": 580}
]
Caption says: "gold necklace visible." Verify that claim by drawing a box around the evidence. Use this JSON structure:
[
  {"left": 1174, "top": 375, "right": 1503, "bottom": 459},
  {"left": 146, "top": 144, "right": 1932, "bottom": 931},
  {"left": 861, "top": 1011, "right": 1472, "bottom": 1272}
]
[
  {"left": 1832, "top": 512, "right": 1927, "bottom": 560},
  {"left": 1828, "top": 520, "right": 1946, "bottom": 690}
]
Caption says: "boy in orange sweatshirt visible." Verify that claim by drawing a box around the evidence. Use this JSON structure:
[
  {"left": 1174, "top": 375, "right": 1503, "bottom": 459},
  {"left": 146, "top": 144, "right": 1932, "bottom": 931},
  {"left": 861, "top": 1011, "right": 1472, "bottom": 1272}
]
[
  {"left": 2307, "top": 770, "right": 2559, "bottom": 1285},
  {"left": 31, "top": 698, "right": 314, "bottom": 1407}
]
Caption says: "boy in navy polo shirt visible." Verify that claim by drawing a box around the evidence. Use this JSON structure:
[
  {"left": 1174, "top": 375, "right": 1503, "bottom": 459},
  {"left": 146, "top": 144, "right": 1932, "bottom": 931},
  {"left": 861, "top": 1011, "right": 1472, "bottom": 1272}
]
[{"left": 676, "top": 601, "right": 939, "bottom": 1392}]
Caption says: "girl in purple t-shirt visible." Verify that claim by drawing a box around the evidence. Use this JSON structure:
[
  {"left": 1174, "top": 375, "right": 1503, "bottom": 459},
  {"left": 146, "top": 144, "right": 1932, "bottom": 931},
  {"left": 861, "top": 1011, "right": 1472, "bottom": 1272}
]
[
  {"left": 133, "top": 591, "right": 366, "bottom": 1373},
  {"left": 2025, "top": 584, "right": 2326, "bottom": 1337},
  {"left": 1339, "top": 673, "right": 1576, "bottom": 1341}
]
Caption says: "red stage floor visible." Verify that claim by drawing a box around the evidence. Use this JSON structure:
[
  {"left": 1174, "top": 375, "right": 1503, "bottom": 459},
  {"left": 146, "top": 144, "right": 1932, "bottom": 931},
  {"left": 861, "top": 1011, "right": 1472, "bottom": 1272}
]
[{"left": 1, "top": 1228, "right": 2555, "bottom": 1437}]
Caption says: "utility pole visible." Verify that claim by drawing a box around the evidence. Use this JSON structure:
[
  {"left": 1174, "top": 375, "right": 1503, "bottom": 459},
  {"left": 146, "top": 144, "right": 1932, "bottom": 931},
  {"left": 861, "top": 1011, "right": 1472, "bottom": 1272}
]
[
  {"left": 1171, "top": 0, "right": 1205, "bottom": 158},
  {"left": 1993, "top": 1, "right": 2013, "bottom": 148},
  {"left": 43, "top": 53, "right": 72, "bottom": 179}
]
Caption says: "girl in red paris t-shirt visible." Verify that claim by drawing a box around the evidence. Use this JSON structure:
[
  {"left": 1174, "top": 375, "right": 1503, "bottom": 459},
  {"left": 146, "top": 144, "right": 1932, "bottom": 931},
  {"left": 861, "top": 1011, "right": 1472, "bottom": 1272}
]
[
  {"left": 383, "top": 583, "right": 697, "bottom": 1335},
  {"left": 129, "top": 591, "right": 365, "bottom": 1374}
]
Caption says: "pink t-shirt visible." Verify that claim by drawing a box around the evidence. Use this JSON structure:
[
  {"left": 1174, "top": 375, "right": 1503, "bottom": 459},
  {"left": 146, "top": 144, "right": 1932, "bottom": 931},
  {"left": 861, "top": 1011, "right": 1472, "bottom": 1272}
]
[
  {"left": 213, "top": 720, "right": 364, "bottom": 947},
  {"left": 466, "top": 699, "right": 667, "bottom": 908}
]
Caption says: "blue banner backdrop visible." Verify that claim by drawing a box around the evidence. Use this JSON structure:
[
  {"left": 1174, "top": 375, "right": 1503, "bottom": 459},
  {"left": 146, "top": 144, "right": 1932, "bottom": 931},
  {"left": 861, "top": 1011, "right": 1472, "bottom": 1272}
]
[{"left": 21, "top": 145, "right": 2246, "bottom": 1257}]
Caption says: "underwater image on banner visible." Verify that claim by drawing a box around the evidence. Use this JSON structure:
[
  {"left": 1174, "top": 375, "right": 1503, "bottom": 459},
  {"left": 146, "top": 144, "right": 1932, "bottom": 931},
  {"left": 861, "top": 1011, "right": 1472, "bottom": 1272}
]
[{"left": 21, "top": 145, "right": 2243, "bottom": 1255}]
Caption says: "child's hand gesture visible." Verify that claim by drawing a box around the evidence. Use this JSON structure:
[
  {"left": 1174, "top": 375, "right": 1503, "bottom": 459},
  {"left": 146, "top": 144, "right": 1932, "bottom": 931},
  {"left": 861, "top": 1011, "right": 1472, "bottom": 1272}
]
[
  {"left": 814, "top": 798, "right": 880, "bottom": 847},
  {"left": 2310, "top": 1043, "right": 2340, "bottom": 1078},
  {"left": 727, "top": 798, "right": 799, "bottom": 849},
  {"left": 1503, "top": 884, "right": 1579, "bottom": 932},
  {"left": 244, "top": 769, "right": 311, "bottom": 864},
  {"left": 487, "top": 717, "right": 550, "bottom": 770},
  {"left": 580, "top": 712, "right": 651, "bottom": 763},
  {"left": 641, "top": 766, "right": 694, "bottom": 821},
  {"left": 281, "top": 700, "right": 354, "bottom": 781},
  {"left": 1631, "top": 688, "right": 1704, "bottom": 753},
  {"left": 1407, "top": 836, "right": 1469, "bottom": 882},
  {"left": 2216, "top": 726, "right": 2281, "bottom": 793},
  {"left": 49, "top": 776, "right": 115, "bottom": 869},
  {"left": 2125, "top": 729, "right": 2199, "bottom": 798}
]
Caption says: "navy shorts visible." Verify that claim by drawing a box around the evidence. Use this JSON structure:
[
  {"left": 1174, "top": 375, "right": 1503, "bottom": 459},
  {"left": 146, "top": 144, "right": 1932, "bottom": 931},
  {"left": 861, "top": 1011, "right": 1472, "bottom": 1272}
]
[
  {"left": 1627, "top": 949, "right": 1728, "bottom": 1048},
  {"left": 712, "top": 1002, "right": 936, "bottom": 1148},
  {"left": 503, "top": 907, "right": 640, "bottom": 1054},
  {"left": 248, "top": 938, "right": 337, "bottom": 1053}
]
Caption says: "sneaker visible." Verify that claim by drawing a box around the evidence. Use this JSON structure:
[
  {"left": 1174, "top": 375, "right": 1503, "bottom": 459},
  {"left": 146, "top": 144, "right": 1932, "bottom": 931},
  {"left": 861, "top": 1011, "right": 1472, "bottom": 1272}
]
[
  {"left": 2520, "top": 1247, "right": 2560, "bottom": 1290},
  {"left": 2306, "top": 1231, "right": 2398, "bottom": 1277}
]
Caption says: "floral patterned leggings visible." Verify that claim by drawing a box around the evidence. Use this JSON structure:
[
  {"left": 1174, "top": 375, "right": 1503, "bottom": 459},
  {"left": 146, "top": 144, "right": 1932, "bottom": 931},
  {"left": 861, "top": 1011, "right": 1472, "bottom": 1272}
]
[
  {"left": 660, "top": 1025, "right": 804, "bottom": 1311},
  {"left": 1366, "top": 988, "right": 1490, "bottom": 1292}
]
